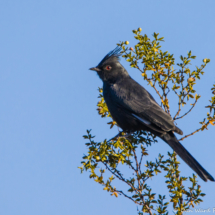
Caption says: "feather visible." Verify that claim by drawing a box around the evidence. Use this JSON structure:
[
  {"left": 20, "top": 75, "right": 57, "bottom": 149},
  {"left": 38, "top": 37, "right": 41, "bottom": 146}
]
[
  {"left": 98, "top": 46, "right": 122, "bottom": 67},
  {"left": 132, "top": 113, "right": 151, "bottom": 125}
]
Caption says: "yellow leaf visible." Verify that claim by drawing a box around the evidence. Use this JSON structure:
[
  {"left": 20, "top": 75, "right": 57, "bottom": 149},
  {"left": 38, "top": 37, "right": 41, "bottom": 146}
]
[
  {"left": 113, "top": 192, "right": 118, "bottom": 197},
  {"left": 95, "top": 156, "right": 100, "bottom": 160},
  {"left": 188, "top": 77, "right": 195, "bottom": 83},
  {"left": 149, "top": 81, "right": 153, "bottom": 87},
  {"left": 209, "top": 120, "right": 215, "bottom": 126}
]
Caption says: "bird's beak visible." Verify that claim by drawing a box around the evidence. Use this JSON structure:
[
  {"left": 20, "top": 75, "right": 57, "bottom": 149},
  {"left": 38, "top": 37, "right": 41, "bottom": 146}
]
[{"left": 89, "top": 67, "right": 101, "bottom": 72}]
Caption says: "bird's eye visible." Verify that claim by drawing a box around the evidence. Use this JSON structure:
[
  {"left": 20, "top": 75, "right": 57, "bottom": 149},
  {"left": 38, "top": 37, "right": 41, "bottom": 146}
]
[{"left": 106, "top": 65, "right": 112, "bottom": 70}]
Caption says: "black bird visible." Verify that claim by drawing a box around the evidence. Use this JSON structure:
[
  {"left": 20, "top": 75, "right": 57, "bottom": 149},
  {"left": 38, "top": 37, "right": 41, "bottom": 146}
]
[{"left": 90, "top": 47, "right": 214, "bottom": 182}]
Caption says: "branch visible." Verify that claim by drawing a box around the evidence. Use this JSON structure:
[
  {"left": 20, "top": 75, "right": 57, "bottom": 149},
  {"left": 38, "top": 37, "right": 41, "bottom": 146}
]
[
  {"left": 117, "top": 190, "right": 141, "bottom": 205},
  {"left": 140, "top": 195, "right": 153, "bottom": 215},
  {"left": 103, "top": 162, "right": 136, "bottom": 190},
  {"left": 133, "top": 148, "right": 139, "bottom": 173},
  {"left": 139, "top": 152, "right": 144, "bottom": 175},
  {"left": 122, "top": 48, "right": 163, "bottom": 101},
  {"left": 179, "top": 121, "right": 209, "bottom": 141},
  {"left": 174, "top": 99, "right": 198, "bottom": 120},
  {"left": 132, "top": 148, "right": 141, "bottom": 191},
  {"left": 103, "top": 161, "right": 153, "bottom": 215}
]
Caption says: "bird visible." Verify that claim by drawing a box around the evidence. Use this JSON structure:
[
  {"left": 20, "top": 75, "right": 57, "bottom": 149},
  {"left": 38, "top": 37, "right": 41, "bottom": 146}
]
[{"left": 89, "top": 46, "right": 214, "bottom": 182}]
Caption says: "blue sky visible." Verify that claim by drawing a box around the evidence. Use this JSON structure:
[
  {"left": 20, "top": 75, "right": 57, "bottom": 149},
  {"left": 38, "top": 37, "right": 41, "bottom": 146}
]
[{"left": 0, "top": 1, "right": 215, "bottom": 214}]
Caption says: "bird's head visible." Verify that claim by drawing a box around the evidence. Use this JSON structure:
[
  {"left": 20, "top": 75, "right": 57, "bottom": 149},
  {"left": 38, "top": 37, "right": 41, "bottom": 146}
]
[{"left": 89, "top": 47, "right": 129, "bottom": 83}]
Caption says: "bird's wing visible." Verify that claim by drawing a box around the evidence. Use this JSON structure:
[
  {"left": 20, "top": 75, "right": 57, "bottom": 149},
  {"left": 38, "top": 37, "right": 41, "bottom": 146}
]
[
  {"left": 109, "top": 78, "right": 175, "bottom": 133},
  {"left": 133, "top": 101, "right": 174, "bottom": 132}
]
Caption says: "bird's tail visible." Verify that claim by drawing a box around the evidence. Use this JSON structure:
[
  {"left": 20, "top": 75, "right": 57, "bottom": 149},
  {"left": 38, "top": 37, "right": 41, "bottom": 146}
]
[{"left": 160, "top": 132, "right": 214, "bottom": 182}]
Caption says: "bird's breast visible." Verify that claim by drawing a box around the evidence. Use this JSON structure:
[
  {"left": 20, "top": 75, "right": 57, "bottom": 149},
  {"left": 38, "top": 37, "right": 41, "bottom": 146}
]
[{"left": 103, "top": 83, "right": 143, "bottom": 131}]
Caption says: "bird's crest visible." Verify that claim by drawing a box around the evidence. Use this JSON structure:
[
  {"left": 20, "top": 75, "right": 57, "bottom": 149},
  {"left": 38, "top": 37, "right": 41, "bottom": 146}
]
[{"left": 98, "top": 46, "right": 122, "bottom": 66}]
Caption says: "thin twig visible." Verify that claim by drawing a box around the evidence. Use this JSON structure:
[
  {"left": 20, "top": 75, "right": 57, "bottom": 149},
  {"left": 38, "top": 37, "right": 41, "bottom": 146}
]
[
  {"left": 174, "top": 82, "right": 190, "bottom": 119},
  {"left": 123, "top": 49, "right": 164, "bottom": 104},
  {"left": 103, "top": 162, "right": 135, "bottom": 190},
  {"left": 103, "top": 161, "right": 153, "bottom": 215},
  {"left": 133, "top": 149, "right": 139, "bottom": 173},
  {"left": 117, "top": 190, "right": 141, "bottom": 205},
  {"left": 135, "top": 64, "right": 163, "bottom": 100},
  {"left": 179, "top": 122, "right": 209, "bottom": 141},
  {"left": 133, "top": 148, "right": 154, "bottom": 215},
  {"left": 139, "top": 152, "right": 144, "bottom": 175},
  {"left": 174, "top": 99, "right": 198, "bottom": 120},
  {"left": 132, "top": 148, "right": 141, "bottom": 194},
  {"left": 174, "top": 106, "right": 181, "bottom": 120},
  {"left": 172, "top": 89, "right": 180, "bottom": 97},
  {"left": 140, "top": 195, "right": 153, "bottom": 215}
]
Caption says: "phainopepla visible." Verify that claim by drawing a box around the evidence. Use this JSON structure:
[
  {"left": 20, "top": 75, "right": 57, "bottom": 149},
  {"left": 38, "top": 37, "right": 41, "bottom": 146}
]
[{"left": 90, "top": 47, "right": 214, "bottom": 182}]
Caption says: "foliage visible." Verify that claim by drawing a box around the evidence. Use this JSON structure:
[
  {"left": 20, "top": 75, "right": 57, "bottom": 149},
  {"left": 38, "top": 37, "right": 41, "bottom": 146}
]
[{"left": 79, "top": 28, "right": 215, "bottom": 214}]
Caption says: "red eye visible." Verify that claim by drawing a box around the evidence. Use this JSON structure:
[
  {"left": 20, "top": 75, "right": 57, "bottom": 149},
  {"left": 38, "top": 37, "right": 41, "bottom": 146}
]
[{"left": 106, "top": 65, "right": 112, "bottom": 70}]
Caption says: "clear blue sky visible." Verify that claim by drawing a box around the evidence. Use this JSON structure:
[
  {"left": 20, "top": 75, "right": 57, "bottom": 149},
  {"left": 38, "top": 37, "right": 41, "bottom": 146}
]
[{"left": 0, "top": 1, "right": 215, "bottom": 214}]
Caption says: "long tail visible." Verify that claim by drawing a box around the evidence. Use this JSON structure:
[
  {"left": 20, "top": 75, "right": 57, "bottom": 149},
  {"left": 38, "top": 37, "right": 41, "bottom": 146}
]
[{"left": 160, "top": 132, "right": 214, "bottom": 182}]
